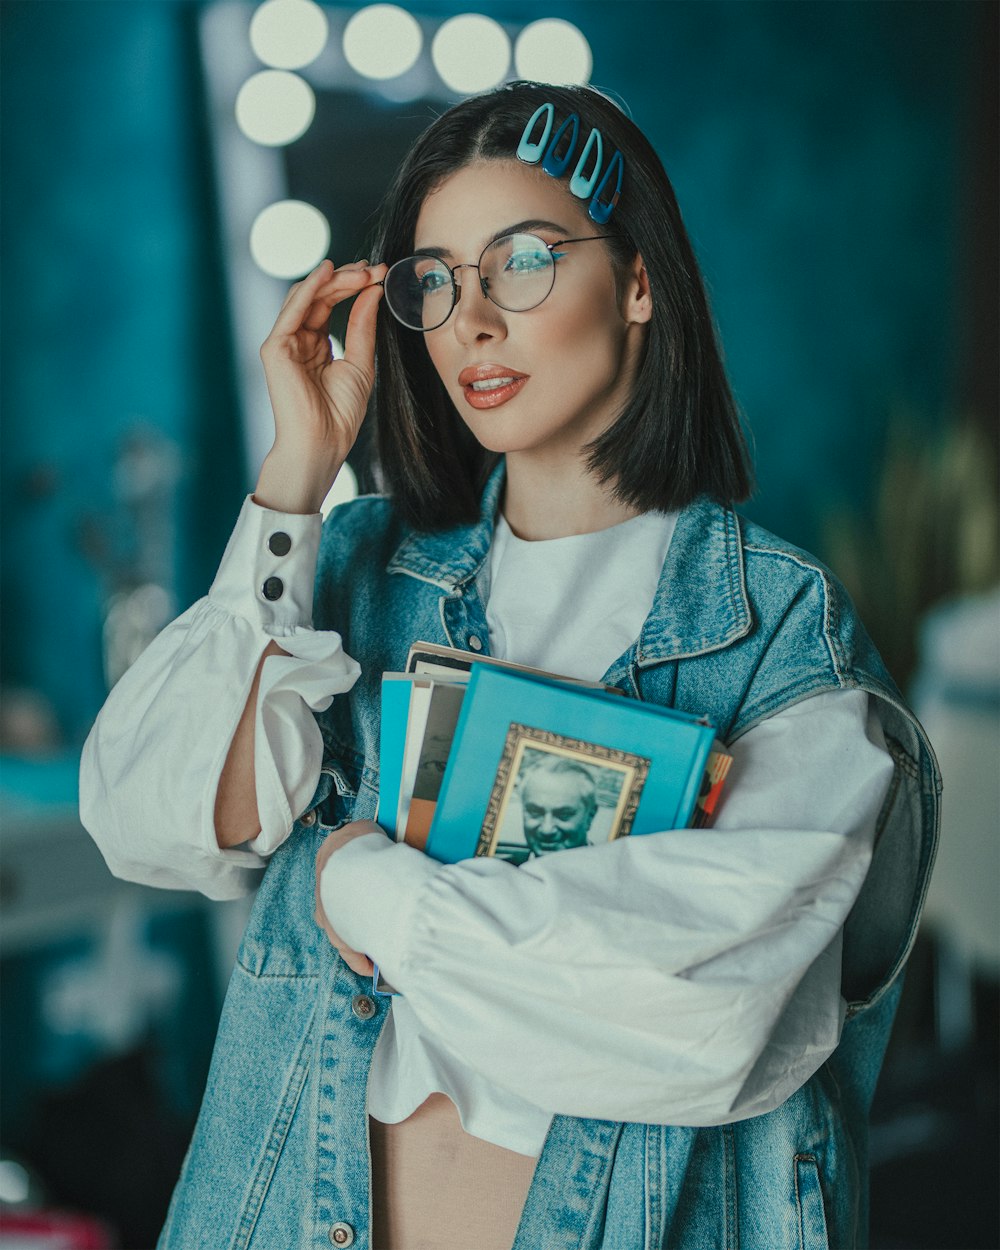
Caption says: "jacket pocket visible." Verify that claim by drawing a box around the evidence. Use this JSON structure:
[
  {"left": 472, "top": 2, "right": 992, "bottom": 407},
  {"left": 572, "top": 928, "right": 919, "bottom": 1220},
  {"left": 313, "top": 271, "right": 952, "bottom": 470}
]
[
  {"left": 794, "top": 1154, "right": 830, "bottom": 1250},
  {"left": 312, "top": 757, "right": 362, "bottom": 833}
]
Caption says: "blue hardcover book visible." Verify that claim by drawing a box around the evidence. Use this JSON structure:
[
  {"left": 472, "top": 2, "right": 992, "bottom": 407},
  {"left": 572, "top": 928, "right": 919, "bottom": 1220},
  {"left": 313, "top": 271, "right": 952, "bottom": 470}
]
[
  {"left": 425, "top": 665, "right": 717, "bottom": 866},
  {"left": 376, "top": 674, "right": 420, "bottom": 837}
]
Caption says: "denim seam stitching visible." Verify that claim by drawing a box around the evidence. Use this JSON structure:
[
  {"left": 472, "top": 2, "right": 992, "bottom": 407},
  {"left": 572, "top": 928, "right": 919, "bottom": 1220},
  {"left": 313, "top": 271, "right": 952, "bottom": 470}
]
[
  {"left": 231, "top": 1011, "right": 314, "bottom": 1250},
  {"left": 730, "top": 673, "right": 843, "bottom": 741},
  {"left": 235, "top": 968, "right": 320, "bottom": 980},
  {"left": 742, "top": 542, "right": 846, "bottom": 675},
  {"left": 723, "top": 1124, "right": 738, "bottom": 1250},
  {"left": 724, "top": 507, "right": 748, "bottom": 637}
]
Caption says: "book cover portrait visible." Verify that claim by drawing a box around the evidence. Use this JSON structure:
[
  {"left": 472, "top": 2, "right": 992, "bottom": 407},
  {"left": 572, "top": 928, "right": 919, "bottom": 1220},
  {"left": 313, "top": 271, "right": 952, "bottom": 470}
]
[{"left": 479, "top": 724, "right": 651, "bottom": 863}]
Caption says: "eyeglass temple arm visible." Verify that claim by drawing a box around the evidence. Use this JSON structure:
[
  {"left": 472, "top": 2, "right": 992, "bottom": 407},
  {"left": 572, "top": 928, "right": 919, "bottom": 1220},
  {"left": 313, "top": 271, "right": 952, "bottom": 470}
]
[{"left": 552, "top": 234, "right": 616, "bottom": 246}]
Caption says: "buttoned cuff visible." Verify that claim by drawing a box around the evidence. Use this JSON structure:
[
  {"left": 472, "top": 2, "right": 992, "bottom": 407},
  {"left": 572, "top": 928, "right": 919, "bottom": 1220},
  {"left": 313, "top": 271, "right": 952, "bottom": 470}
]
[
  {"left": 318, "top": 833, "right": 441, "bottom": 986},
  {"left": 208, "top": 494, "right": 322, "bottom": 634}
]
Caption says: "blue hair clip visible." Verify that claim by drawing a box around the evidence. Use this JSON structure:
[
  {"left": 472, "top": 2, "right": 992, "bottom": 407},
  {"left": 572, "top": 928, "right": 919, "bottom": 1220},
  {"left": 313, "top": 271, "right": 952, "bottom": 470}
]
[
  {"left": 541, "top": 113, "right": 580, "bottom": 178},
  {"left": 568, "top": 127, "right": 603, "bottom": 199},
  {"left": 516, "top": 102, "right": 554, "bottom": 162},
  {"left": 588, "top": 149, "right": 623, "bottom": 226},
  {"left": 516, "top": 102, "right": 624, "bottom": 225}
]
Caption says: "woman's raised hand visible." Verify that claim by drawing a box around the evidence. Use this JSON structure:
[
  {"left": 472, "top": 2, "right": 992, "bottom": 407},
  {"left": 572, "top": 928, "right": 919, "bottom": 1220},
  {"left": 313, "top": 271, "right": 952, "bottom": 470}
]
[{"left": 255, "top": 258, "right": 389, "bottom": 514}]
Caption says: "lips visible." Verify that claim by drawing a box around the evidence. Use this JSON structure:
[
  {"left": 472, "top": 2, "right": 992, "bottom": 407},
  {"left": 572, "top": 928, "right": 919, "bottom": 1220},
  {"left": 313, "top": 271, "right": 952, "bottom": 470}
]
[{"left": 458, "top": 363, "right": 529, "bottom": 410}]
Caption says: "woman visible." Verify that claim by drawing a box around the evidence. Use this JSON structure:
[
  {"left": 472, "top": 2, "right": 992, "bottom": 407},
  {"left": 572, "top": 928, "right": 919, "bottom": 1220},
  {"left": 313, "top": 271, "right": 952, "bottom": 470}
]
[{"left": 81, "top": 82, "right": 939, "bottom": 1249}]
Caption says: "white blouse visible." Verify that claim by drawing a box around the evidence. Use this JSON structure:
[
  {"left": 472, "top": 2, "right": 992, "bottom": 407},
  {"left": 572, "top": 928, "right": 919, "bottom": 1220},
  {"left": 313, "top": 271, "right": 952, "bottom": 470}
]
[{"left": 81, "top": 494, "right": 893, "bottom": 1156}]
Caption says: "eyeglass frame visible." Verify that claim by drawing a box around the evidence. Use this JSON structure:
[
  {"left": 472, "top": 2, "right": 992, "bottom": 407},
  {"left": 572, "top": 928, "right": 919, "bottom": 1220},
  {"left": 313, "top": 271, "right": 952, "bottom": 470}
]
[{"left": 376, "top": 231, "right": 616, "bottom": 332}]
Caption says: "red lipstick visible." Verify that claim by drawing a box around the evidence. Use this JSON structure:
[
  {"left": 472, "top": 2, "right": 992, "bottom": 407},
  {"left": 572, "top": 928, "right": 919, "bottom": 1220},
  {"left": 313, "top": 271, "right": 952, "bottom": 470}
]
[{"left": 458, "top": 364, "right": 529, "bottom": 410}]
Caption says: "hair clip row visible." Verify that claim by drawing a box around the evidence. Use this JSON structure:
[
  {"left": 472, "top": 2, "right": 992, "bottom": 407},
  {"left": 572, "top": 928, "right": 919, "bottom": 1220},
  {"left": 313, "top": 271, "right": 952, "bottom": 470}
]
[{"left": 515, "top": 102, "right": 624, "bottom": 226}]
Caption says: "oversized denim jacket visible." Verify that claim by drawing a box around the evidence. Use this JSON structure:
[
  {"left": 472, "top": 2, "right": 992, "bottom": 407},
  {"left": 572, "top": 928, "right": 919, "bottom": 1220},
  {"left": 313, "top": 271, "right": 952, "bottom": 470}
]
[{"left": 159, "top": 466, "right": 940, "bottom": 1250}]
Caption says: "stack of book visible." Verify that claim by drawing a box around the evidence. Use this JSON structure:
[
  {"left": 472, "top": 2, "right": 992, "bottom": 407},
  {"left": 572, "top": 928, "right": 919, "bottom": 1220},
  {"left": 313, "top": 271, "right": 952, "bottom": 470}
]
[
  {"left": 371, "top": 643, "right": 732, "bottom": 995},
  {"left": 378, "top": 642, "right": 731, "bottom": 865}
]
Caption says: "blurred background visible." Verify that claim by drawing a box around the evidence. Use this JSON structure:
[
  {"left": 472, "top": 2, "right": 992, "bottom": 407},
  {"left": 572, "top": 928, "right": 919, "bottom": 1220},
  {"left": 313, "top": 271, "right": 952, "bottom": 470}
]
[{"left": 1, "top": 1, "right": 997, "bottom": 1246}]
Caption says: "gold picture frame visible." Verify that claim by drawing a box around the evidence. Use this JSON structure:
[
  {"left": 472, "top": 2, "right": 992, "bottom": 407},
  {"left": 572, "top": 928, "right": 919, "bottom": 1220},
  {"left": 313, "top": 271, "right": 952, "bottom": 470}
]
[{"left": 476, "top": 722, "right": 651, "bottom": 860}]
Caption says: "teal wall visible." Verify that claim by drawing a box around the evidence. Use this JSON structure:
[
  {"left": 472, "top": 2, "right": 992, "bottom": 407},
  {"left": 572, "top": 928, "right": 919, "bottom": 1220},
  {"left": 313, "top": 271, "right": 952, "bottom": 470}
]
[
  {"left": 0, "top": 0, "right": 978, "bottom": 742},
  {"left": 492, "top": 0, "right": 970, "bottom": 541},
  {"left": 1, "top": 1, "right": 244, "bottom": 743}
]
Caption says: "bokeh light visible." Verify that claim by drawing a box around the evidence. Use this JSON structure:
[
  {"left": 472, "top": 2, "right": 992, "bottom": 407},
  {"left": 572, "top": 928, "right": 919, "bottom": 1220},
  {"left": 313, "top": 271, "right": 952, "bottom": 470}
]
[
  {"left": 343, "top": 5, "right": 423, "bottom": 81},
  {"left": 0, "top": 1160, "right": 31, "bottom": 1206},
  {"left": 235, "top": 70, "right": 316, "bottom": 146},
  {"left": 249, "top": 201, "right": 331, "bottom": 278},
  {"left": 514, "top": 18, "right": 593, "bottom": 86},
  {"left": 431, "top": 14, "right": 511, "bottom": 95},
  {"left": 250, "top": 0, "right": 329, "bottom": 70},
  {"left": 321, "top": 458, "right": 358, "bottom": 516}
]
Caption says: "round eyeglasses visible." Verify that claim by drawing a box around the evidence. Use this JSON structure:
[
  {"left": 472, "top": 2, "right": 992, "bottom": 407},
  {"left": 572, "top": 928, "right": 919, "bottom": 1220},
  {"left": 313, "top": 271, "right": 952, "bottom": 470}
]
[{"left": 379, "top": 231, "right": 614, "bottom": 332}]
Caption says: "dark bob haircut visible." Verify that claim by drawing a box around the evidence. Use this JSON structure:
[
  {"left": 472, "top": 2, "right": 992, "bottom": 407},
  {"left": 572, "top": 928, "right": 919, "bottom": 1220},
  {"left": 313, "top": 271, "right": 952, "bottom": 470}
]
[{"left": 368, "top": 81, "right": 753, "bottom": 530}]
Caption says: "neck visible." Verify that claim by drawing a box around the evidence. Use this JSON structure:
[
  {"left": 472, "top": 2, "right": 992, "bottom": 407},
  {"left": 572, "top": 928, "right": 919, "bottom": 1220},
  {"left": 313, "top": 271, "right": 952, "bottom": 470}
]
[{"left": 500, "top": 452, "right": 643, "bottom": 540}]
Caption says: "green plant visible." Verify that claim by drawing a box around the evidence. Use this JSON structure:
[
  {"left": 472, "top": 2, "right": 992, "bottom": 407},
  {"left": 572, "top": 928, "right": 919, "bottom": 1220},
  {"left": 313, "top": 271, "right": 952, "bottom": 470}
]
[{"left": 823, "top": 414, "right": 999, "bottom": 690}]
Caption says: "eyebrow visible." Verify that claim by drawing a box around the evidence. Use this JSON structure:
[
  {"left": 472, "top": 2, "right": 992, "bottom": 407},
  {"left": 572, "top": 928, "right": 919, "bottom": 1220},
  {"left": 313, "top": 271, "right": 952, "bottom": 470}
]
[{"left": 414, "top": 218, "right": 572, "bottom": 260}]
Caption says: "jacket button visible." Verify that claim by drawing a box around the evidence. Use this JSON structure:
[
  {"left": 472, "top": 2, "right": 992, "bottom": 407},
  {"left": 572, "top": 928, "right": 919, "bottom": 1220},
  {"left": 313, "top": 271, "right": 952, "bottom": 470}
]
[
  {"left": 328, "top": 1224, "right": 355, "bottom": 1247},
  {"left": 300, "top": 809, "right": 317, "bottom": 827},
  {"left": 351, "top": 993, "right": 376, "bottom": 1020},
  {"left": 268, "top": 531, "right": 292, "bottom": 556},
  {"left": 468, "top": 634, "right": 483, "bottom": 651},
  {"left": 261, "top": 576, "right": 283, "bottom": 601}
]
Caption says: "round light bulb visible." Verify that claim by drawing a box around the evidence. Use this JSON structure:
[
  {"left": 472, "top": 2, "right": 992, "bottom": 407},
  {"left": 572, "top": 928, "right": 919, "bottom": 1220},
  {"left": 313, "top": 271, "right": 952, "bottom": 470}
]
[
  {"left": 250, "top": 0, "right": 329, "bottom": 70},
  {"left": 235, "top": 70, "right": 316, "bottom": 146},
  {"left": 514, "top": 19, "right": 593, "bottom": 86},
  {"left": 343, "top": 5, "right": 423, "bottom": 81},
  {"left": 431, "top": 14, "right": 511, "bottom": 96},
  {"left": 250, "top": 201, "right": 331, "bottom": 279},
  {"left": 321, "top": 459, "right": 358, "bottom": 517}
]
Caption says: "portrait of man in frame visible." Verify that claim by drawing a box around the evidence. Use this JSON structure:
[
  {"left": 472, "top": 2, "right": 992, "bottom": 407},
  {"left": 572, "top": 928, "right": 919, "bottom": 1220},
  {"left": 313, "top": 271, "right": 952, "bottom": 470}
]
[{"left": 478, "top": 724, "right": 651, "bottom": 863}]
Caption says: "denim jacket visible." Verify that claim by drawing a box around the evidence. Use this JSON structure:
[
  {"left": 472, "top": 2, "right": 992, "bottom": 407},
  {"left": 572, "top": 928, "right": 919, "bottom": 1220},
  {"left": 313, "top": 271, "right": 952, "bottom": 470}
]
[{"left": 159, "top": 466, "right": 939, "bottom": 1250}]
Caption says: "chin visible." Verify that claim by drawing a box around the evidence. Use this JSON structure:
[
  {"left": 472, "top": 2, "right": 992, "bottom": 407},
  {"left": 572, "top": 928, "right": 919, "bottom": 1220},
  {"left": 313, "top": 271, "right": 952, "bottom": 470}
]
[{"left": 456, "top": 411, "right": 538, "bottom": 455}]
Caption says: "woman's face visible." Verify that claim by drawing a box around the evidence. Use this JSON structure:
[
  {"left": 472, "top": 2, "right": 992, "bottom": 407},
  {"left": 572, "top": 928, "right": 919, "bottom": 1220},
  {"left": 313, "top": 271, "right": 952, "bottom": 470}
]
[{"left": 412, "top": 159, "right": 646, "bottom": 465}]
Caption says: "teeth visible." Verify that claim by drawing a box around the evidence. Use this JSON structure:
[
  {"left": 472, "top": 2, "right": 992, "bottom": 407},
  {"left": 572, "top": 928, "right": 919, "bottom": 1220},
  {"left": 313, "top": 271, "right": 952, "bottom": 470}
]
[{"left": 470, "top": 377, "right": 516, "bottom": 391}]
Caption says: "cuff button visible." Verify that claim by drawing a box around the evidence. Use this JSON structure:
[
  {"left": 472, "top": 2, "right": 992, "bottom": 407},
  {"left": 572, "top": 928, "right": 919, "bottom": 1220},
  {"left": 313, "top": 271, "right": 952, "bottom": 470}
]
[
  {"left": 262, "top": 576, "right": 284, "bottom": 601},
  {"left": 268, "top": 531, "right": 292, "bottom": 556}
]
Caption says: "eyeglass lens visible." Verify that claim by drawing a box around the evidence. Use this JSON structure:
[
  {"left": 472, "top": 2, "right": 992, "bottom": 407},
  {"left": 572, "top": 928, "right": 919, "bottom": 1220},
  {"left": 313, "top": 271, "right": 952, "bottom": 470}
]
[{"left": 383, "top": 233, "right": 558, "bottom": 331}]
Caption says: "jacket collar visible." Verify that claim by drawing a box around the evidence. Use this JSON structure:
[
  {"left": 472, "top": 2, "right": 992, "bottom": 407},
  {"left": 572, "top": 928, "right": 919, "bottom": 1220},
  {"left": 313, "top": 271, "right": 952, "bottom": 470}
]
[
  {"left": 387, "top": 461, "right": 752, "bottom": 661},
  {"left": 386, "top": 460, "right": 505, "bottom": 591},
  {"left": 636, "top": 495, "right": 752, "bottom": 663}
]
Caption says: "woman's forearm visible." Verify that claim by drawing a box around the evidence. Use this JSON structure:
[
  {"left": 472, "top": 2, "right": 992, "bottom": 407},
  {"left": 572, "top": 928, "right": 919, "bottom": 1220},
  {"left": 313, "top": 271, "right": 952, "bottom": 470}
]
[{"left": 215, "top": 638, "right": 291, "bottom": 847}]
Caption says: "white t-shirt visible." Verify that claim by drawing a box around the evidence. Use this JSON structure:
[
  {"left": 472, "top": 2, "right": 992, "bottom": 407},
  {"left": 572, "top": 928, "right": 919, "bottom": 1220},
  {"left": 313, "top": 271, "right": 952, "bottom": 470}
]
[{"left": 485, "top": 510, "right": 677, "bottom": 679}]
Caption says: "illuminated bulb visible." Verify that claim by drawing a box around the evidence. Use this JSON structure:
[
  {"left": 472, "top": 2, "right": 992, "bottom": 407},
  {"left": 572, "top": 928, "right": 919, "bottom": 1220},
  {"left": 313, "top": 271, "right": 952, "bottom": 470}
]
[
  {"left": 250, "top": 201, "right": 330, "bottom": 279},
  {"left": 235, "top": 70, "right": 315, "bottom": 146},
  {"left": 250, "top": 0, "right": 329, "bottom": 70},
  {"left": 514, "top": 18, "right": 593, "bottom": 86},
  {"left": 0, "top": 1160, "right": 31, "bottom": 1205},
  {"left": 343, "top": 5, "right": 423, "bottom": 80},
  {"left": 321, "top": 459, "right": 358, "bottom": 516},
  {"left": 431, "top": 14, "right": 510, "bottom": 95}
]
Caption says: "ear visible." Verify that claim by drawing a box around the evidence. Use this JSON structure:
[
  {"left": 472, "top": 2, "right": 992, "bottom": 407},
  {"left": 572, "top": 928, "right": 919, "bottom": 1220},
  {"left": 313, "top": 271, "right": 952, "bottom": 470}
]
[{"left": 622, "top": 252, "right": 653, "bottom": 325}]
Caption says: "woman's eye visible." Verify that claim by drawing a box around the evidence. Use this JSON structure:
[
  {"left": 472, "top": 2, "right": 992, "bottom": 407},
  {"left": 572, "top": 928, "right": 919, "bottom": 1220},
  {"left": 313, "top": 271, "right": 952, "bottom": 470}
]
[
  {"left": 504, "top": 251, "right": 549, "bottom": 274},
  {"left": 418, "top": 270, "right": 450, "bottom": 293},
  {"left": 412, "top": 268, "right": 447, "bottom": 295}
]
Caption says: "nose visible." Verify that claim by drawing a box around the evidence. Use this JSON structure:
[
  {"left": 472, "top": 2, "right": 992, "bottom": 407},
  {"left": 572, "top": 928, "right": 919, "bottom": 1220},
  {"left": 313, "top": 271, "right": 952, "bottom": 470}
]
[
  {"left": 450, "top": 265, "right": 507, "bottom": 346},
  {"left": 539, "top": 811, "right": 556, "bottom": 834}
]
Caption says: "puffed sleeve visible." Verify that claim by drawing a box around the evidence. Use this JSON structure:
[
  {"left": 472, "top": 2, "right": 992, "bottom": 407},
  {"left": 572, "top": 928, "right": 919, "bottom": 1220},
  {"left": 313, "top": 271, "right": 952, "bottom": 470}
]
[
  {"left": 80, "top": 496, "right": 360, "bottom": 900},
  {"left": 320, "top": 688, "right": 894, "bottom": 1125}
]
